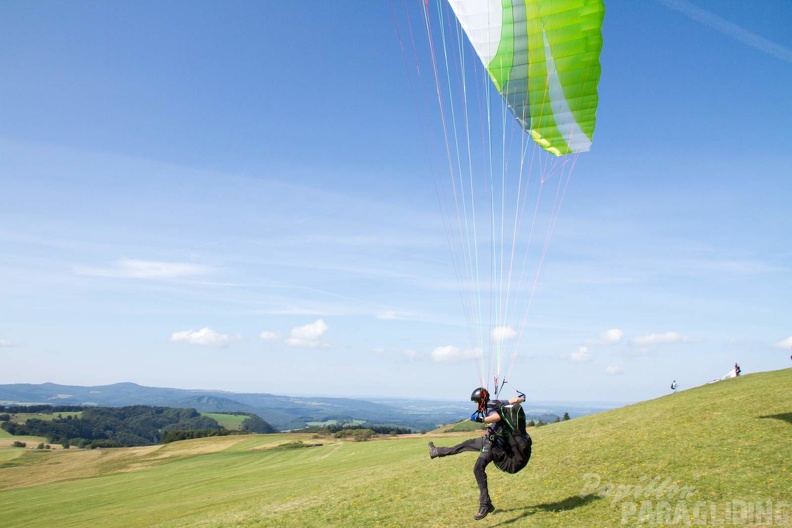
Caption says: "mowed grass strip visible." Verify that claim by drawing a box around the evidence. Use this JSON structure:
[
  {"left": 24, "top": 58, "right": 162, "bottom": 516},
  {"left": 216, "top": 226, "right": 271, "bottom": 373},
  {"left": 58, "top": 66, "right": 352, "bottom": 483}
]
[{"left": 0, "top": 369, "right": 789, "bottom": 527}]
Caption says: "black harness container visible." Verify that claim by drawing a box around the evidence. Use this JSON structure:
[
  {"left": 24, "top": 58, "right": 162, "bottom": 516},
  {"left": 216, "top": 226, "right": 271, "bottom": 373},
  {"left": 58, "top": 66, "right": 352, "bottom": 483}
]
[{"left": 492, "top": 403, "right": 533, "bottom": 474}]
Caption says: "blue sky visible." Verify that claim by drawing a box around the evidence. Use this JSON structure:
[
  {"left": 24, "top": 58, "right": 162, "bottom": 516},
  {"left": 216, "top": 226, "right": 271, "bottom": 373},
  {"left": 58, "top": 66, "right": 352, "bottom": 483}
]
[{"left": 1, "top": 1, "right": 790, "bottom": 404}]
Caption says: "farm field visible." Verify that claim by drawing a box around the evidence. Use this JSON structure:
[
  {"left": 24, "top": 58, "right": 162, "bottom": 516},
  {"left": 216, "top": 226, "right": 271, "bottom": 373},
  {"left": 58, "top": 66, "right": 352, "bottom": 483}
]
[{"left": 201, "top": 412, "right": 247, "bottom": 430}]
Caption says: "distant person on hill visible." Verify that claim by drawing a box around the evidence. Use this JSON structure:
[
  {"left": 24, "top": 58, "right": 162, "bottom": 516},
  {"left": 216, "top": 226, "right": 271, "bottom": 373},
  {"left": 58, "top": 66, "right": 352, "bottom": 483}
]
[
  {"left": 734, "top": 363, "right": 741, "bottom": 376},
  {"left": 427, "top": 387, "right": 527, "bottom": 521},
  {"left": 671, "top": 380, "right": 677, "bottom": 393}
]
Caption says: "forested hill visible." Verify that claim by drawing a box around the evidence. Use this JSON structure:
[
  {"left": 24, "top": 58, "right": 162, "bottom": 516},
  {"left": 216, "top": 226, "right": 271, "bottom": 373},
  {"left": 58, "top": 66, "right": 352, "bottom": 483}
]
[
  {"left": 0, "top": 405, "right": 275, "bottom": 448},
  {"left": 0, "top": 382, "right": 420, "bottom": 430}
]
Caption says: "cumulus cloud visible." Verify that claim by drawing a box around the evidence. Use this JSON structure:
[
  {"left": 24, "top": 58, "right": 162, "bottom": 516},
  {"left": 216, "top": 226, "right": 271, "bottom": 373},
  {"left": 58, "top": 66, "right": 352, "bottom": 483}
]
[
  {"left": 601, "top": 329, "right": 624, "bottom": 345},
  {"left": 170, "top": 328, "right": 236, "bottom": 347},
  {"left": 259, "top": 331, "right": 280, "bottom": 342},
  {"left": 76, "top": 258, "right": 211, "bottom": 280},
  {"left": 564, "top": 346, "right": 591, "bottom": 363},
  {"left": 606, "top": 366, "right": 624, "bottom": 376},
  {"left": 629, "top": 332, "right": 700, "bottom": 346},
  {"left": 285, "top": 319, "right": 329, "bottom": 348},
  {"left": 491, "top": 326, "right": 517, "bottom": 341},
  {"left": 773, "top": 336, "right": 792, "bottom": 349},
  {"left": 585, "top": 328, "right": 624, "bottom": 346},
  {"left": 430, "top": 345, "right": 478, "bottom": 363}
]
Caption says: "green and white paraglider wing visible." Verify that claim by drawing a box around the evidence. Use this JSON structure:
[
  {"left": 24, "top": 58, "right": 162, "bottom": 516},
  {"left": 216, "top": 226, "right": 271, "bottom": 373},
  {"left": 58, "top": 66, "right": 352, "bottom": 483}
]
[
  {"left": 394, "top": 0, "right": 606, "bottom": 395},
  {"left": 447, "top": 0, "right": 604, "bottom": 156}
]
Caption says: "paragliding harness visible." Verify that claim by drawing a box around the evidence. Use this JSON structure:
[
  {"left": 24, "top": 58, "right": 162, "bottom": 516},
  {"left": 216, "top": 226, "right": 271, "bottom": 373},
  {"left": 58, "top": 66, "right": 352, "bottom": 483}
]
[{"left": 490, "top": 402, "right": 532, "bottom": 474}]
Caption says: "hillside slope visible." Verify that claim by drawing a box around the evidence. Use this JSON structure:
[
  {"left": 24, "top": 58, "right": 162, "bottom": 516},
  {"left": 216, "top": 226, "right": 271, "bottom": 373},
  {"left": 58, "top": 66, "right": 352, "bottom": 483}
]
[{"left": 1, "top": 369, "right": 789, "bottom": 527}]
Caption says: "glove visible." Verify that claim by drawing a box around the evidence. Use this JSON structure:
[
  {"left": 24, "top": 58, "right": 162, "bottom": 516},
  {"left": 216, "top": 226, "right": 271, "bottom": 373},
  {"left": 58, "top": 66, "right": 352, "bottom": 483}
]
[{"left": 470, "top": 411, "right": 484, "bottom": 423}]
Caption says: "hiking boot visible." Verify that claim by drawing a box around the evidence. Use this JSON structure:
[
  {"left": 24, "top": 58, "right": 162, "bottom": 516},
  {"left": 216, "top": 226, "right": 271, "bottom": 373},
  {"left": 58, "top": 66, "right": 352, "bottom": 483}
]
[
  {"left": 474, "top": 504, "right": 495, "bottom": 520},
  {"left": 428, "top": 442, "right": 439, "bottom": 459}
]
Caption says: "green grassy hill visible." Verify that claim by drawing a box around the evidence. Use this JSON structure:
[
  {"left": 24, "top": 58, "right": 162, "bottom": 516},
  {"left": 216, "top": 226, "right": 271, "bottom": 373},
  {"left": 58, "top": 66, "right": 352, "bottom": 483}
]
[{"left": 1, "top": 369, "right": 789, "bottom": 527}]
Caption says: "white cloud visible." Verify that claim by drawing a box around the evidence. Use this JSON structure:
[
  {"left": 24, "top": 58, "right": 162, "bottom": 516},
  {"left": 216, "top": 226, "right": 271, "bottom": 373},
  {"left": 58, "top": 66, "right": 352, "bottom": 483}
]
[
  {"left": 629, "top": 332, "right": 700, "bottom": 346},
  {"left": 377, "top": 311, "right": 400, "bottom": 320},
  {"left": 170, "top": 328, "right": 235, "bottom": 347},
  {"left": 564, "top": 346, "right": 591, "bottom": 363},
  {"left": 606, "top": 366, "right": 624, "bottom": 376},
  {"left": 774, "top": 336, "right": 792, "bottom": 349},
  {"left": 585, "top": 328, "right": 624, "bottom": 346},
  {"left": 491, "top": 326, "right": 517, "bottom": 341},
  {"left": 601, "top": 328, "right": 624, "bottom": 345},
  {"left": 0, "top": 339, "right": 15, "bottom": 347},
  {"left": 76, "top": 258, "right": 211, "bottom": 280},
  {"left": 431, "top": 345, "right": 477, "bottom": 363},
  {"left": 259, "top": 331, "right": 280, "bottom": 342},
  {"left": 285, "top": 319, "right": 329, "bottom": 348}
]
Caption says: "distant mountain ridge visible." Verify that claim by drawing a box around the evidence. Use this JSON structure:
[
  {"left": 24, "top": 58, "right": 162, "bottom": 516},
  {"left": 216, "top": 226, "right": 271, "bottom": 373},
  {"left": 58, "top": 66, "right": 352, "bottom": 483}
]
[
  {"left": 0, "top": 382, "right": 615, "bottom": 431},
  {"left": 0, "top": 382, "right": 461, "bottom": 431}
]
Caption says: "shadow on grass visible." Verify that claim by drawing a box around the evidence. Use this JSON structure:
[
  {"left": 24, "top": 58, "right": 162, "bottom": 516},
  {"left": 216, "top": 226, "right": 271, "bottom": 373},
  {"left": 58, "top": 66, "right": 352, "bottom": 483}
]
[
  {"left": 489, "top": 493, "right": 603, "bottom": 526},
  {"left": 759, "top": 412, "right": 792, "bottom": 426}
]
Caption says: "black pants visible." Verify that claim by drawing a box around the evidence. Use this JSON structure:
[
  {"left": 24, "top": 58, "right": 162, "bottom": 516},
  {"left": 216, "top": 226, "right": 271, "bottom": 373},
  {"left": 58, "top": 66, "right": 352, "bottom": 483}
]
[{"left": 434, "top": 437, "right": 494, "bottom": 507}]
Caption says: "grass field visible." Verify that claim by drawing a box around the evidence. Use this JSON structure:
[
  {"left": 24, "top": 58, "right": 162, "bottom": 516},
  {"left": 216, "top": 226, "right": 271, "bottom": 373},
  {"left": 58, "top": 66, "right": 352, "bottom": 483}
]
[
  {"left": 5, "top": 411, "right": 83, "bottom": 424},
  {"left": 0, "top": 369, "right": 789, "bottom": 527},
  {"left": 201, "top": 413, "right": 248, "bottom": 430}
]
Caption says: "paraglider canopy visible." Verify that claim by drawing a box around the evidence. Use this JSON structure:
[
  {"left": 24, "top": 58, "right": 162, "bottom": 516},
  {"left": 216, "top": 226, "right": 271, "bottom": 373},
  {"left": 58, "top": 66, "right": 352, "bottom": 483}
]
[
  {"left": 447, "top": 0, "right": 604, "bottom": 156},
  {"left": 396, "top": 0, "right": 604, "bottom": 396}
]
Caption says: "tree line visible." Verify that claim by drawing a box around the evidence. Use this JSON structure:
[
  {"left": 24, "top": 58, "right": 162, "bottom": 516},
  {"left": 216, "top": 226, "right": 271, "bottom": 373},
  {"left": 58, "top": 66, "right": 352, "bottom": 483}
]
[
  {"left": 0, "top": 405, "right": 276, "bottom": 448},
  {"left": 289, "top": 423, "right": 416, "bottom": 441}
]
